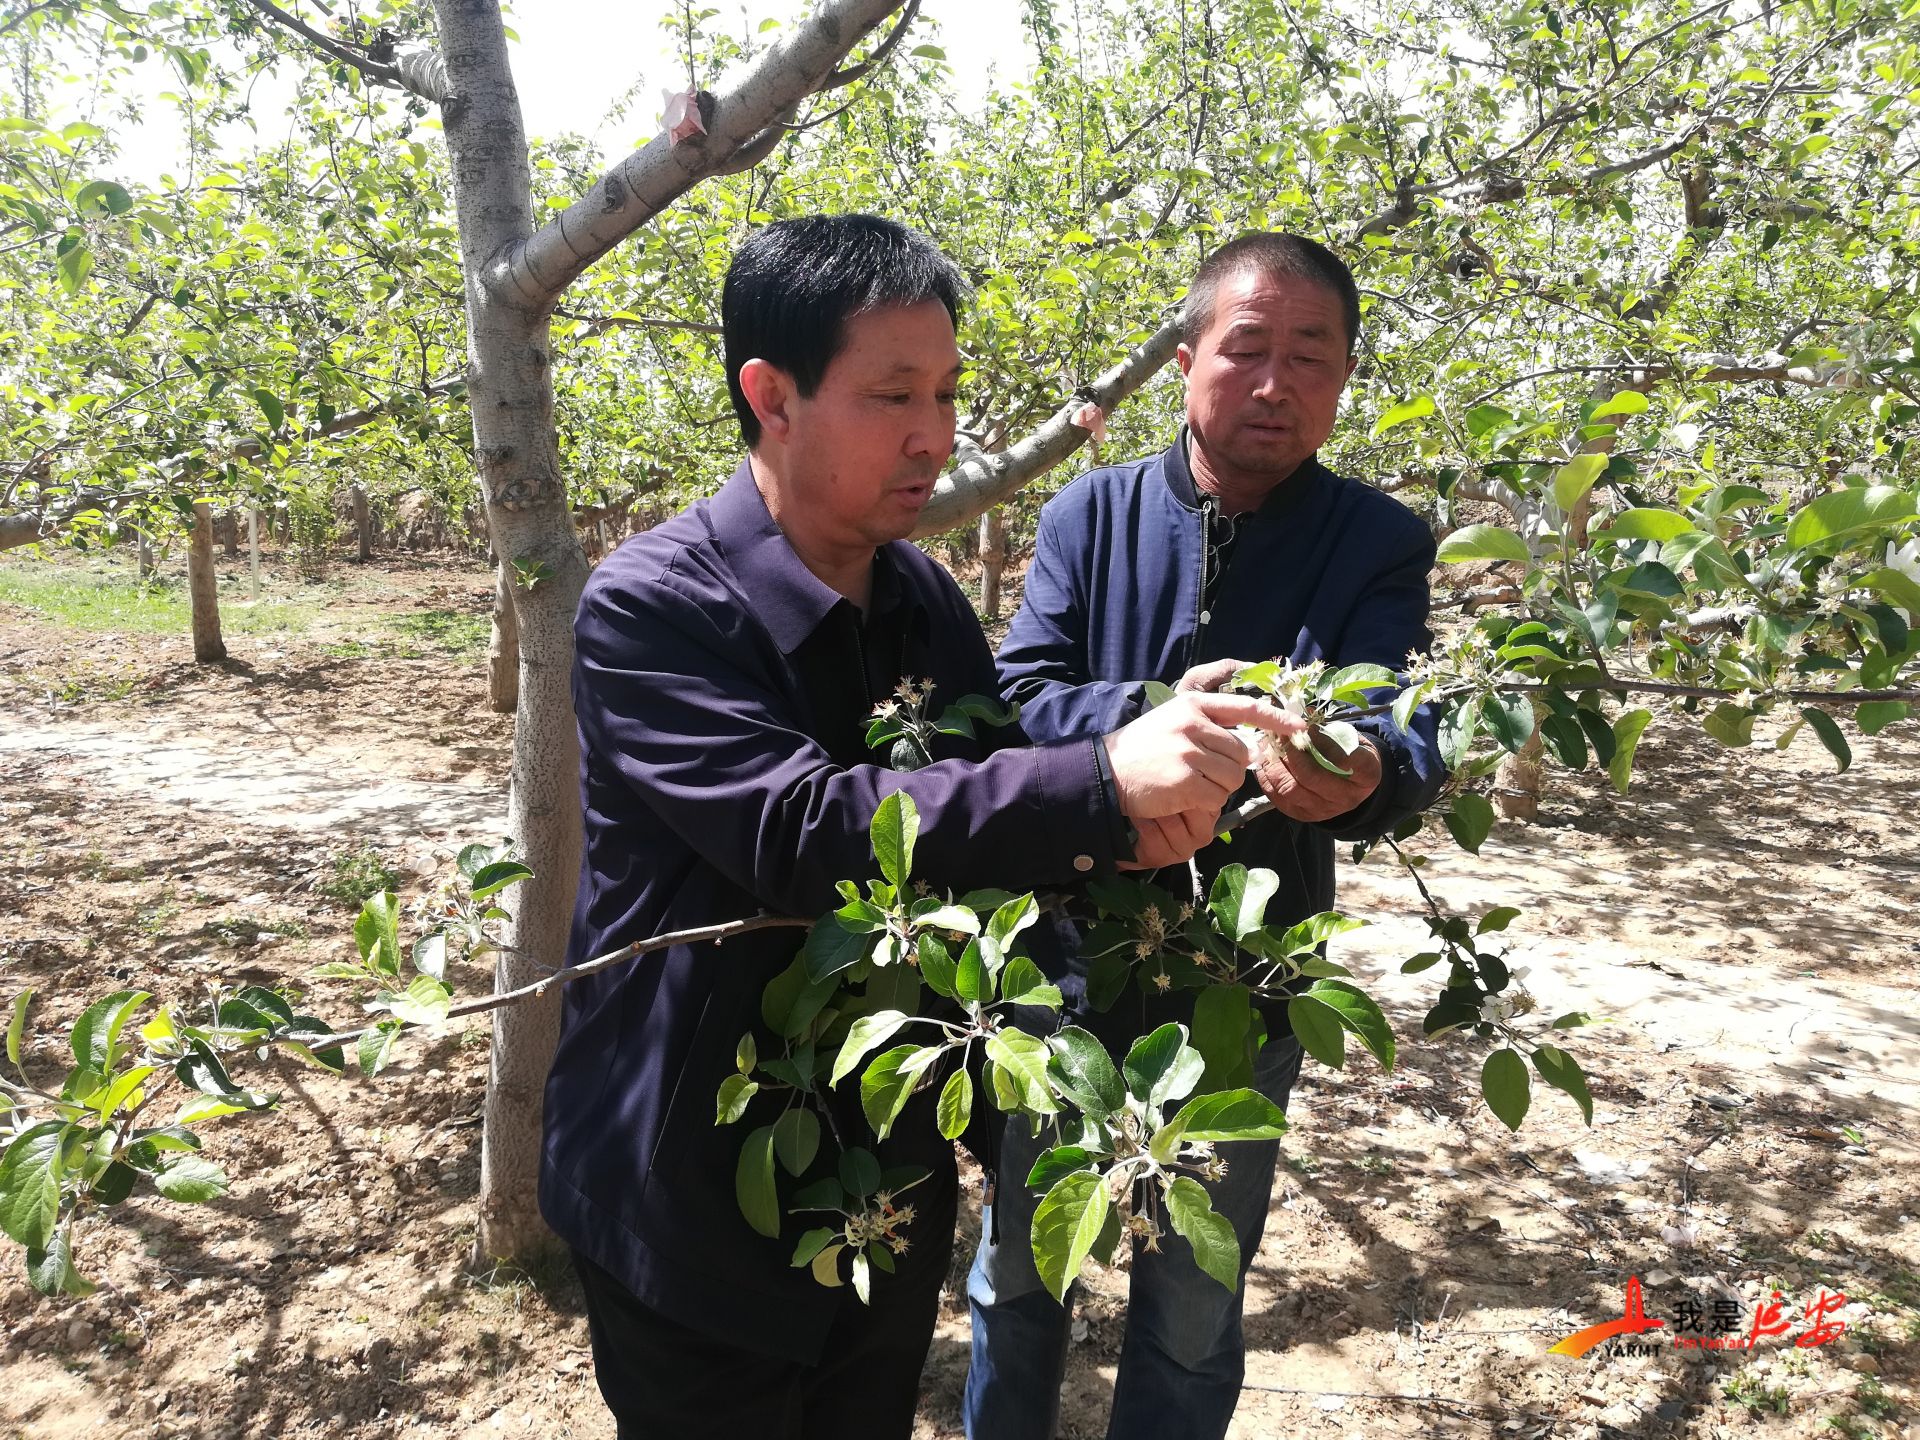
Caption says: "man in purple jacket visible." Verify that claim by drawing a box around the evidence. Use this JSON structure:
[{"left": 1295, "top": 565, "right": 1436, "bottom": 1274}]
[
  {"left": 539, "top": 215, "right": 1296, "bottom": 1440},
  {"left": 966, "top": 233, "right": 1447, "bottom": 1439}
]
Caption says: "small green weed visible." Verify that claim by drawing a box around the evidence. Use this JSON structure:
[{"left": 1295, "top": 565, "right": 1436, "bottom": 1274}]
[
  {"left": 321, "top": 848, "right": 400, "bottom": 906},
  {"left": 1724, "top": 1371, "right": 1791, "bottom": 1415}
]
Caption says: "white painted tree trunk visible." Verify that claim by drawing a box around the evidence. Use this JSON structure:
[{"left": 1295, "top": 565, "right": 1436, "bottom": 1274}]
[
  {"left": 247, "top": 506, "right": 261, "bottom": 601},
  {"left": 188, "top": 502, "right": 227, "bottom": 663}
]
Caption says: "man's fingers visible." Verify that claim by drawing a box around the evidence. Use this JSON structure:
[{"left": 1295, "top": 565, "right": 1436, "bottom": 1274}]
[
  {"left": 1186, "top": 692, "right": 1295, "bottom": 736},
  {"left": 1174, "top": 658, "right": 1249, "bottom": 694}
]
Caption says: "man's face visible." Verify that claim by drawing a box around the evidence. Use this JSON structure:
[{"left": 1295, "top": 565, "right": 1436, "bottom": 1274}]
[
  {"left": 1178, "top": 269, "right": 1357, "bottom": 490},
  {"left": 782, "top": 300, "right": 961, "bottom": 547}
]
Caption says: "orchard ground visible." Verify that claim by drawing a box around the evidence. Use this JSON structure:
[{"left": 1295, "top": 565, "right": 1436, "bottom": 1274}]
[{"left": 1, "top": 544, "right": 1916, "bottom": 1440}]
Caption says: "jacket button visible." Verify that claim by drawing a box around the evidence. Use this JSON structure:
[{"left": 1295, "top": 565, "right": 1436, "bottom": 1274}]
[{"left": 1073, "top": 855, "right": 1094, "bottom": 873}]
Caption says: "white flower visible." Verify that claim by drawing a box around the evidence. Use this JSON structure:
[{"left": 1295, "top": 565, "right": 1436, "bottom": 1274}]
[
  {"left": 1888, "top": 538, "right": 1920, "bottom": 621},
  {"left": 661, "top": 87, "right": 705, "bottom": 145}
]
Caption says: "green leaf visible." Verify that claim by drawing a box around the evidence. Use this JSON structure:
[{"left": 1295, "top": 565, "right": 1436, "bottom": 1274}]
[
  {"left": 1305, "top": 980, "right": 1397, "bottom": 1070},
  {"left": 93, "top": 1065, "right": 156, "bottom": 1122},
  {"left": 1436, "top": 523, "right": 1530, "bottom": 565},
  {"left": 1190, "top": 984, "right": 1255, "bottom": 1091},
  {"left": 859, "top": 1044, "right": 924, "bottom": 1139},
  {"left": 1045, "top": 1027, "right": 1126, "bottom": 1119},
  {"left": 984, "top": 1030, "right": 1058, "bottom": 1115},
  {"left": 1607, "top": 709, "right": 1654, "bottom": 794},
  {"left": 1539, "top": 714, "right": 1588, "bottom": 769},
  {"left": 1164, "top": 1176, "right": 1241, "bottom": 1292},
  {"left": 916, "top": 933, "right": 959, "bottom": 999},
  {"left": 1444, "top": 793, "right": 1495, "bottom": 854},
  {"left": 955, "top": 939, "right": 989, "bottom": 1006},
  {"left": 937, "top": 1068, "right": 973, "bottom": 1140},
  {"left": 772, "top": 1107, "right": 820, "bottom": 1175},
  {"left": 1477, "top": 907, "right": 1523, "bottom": 935},
  {"left": 1861, "top": 566, "right": 1920, "bottom": 619},
  {"left": 74, "top": 179, "right": 133, "bottom": 214},
  {"left": 469, "top": 860, "right": 533, "bottom": 900},
  {"left": 838, "top": 1147, "right": 882, "bottom": 1199},
  {"left": 1371, "top": 394, "right": 1434, "bottom": 437},
  {"left": 1121, "top": 1023, "right": 1186, "bottom": 1103},
  {"left": 1030, "top": 1170, "right": 1110, "bottom": 1302},
  {"left": 870, "top": 791, "right": 919, "bottom": 889},
  {"left": 153, "top": 1154, "right": 228, "bottom": 1203},
  {"left": 802, "top": 913, "right": 874, "bottom": 982},
  {"left": 26, "top": 1226, "right": 93, "bottom": 1297},
  {"left": 1026, "top": 1145, "right": 1097, "bottom": 1192},
  {"left": 811, "top": 1242, "right": 845, "bottom": 1287},
  {"left": 357, "top": 1023, "right": 402, "bottom": 1077},
  {"left": 831, "top": 1010, "right": 912, "bottom": 1087},
  {"left": 1207, "top": 865, "right": 1279, "bottom": 943},
  {"left": 353, "top": 893, "right": 404, "bottom": 977},
  {"left": 0, "top": 1121, "right": 67, "bottom": 1248},
  {"left": 736, "top": 1126, "right": 781, "bottom": 1238},
  {"left": 1481, "top": 1049, "right": 1531, "bottom": 1132},
  {"left": 1784, "top": 487, "right": 1917, "bottom": 551},
  {"left": 56, "top": 238, "right": 91, "bottom": 295},
  {"left": 1856, "top": 701, "right": 1909, "bottom": 735},
  {"left": 1165, "top": 1087, "right": 1289, "bottom": 1141},
  {"left": 1483, "top": 692, "right": 1535, "bottom": 753},
  {"left": 71, "top": 989, "right": 151, "bottom": 1070},
  {"left": 1605, "top": 508, "right": 1694, "bottom": 542},
  {"left": 1287, "top": 994, "right": 1347, "bottom": 1069},
  {"left": 987, "top": 894, "right": 1040, "bottom": 947},
  {"left": 1589, "top": 390, "right": 1650, "bottom": 421},
  {"left": 998, "top": 956, "right": 1061, "bottom": 1008},
  {"left": 386, "top": 973, "right": 452, "bottom": 1026},
  {"left": 715, "top": 1073, "right": 758, "bottom": 1125},
  {"left": 6, "top": 988, "right": 30, "bottom": 1068},
  {"left": 1551, "top": 453, "right": 1608, "bottom": 511},
  {"left": 791, "top": 1227, "right": 837, "bottom": 1267},
  {"left": 1703, "top": 704, "right": 1755, "bottom": 749},
  {"left": 912, "top": 904, "right": 980, "bottom": 935},
  {"left": 1799, "top": 708, "right": 1852, "bottom": 772},
  {"left": 1531, "top": 1045, "right": 1594, "bottom": 1125},
  {"left": 251, "top": 387, "right": 285, "bottom": 432}
]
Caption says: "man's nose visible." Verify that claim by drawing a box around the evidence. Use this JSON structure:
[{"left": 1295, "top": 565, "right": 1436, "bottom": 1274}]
[
  {"left": 1250, "top": 359, "right": 1291, "bottom": 404},
  {"left": 904, "top": 403, "right": 952, "bottom": 459}
]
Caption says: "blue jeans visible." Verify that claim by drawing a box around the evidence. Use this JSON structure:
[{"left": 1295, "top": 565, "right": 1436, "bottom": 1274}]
[{"left": 963, "top": 1036, "right": 1305, "bottom": 1440}]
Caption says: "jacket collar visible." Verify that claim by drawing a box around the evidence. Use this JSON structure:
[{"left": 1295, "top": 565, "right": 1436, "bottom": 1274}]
[
  {"left": 706, "top": 460, "right": 910, "bottom": 655},
  {"left": 1162, "top": 425, "right": 1328, "bottom": 521}
]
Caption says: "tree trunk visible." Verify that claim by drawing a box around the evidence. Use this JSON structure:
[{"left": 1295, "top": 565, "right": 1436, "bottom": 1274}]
[
  {"left": 247, "top": 506, "right": 261, "bottom": 601},
  {"left": 430, "top": 0, "right": 909, "bottom": 1267},
  {"left": 979, "top": 506, "right": 1006, "bottom": 621},
  {"left": 352, "top": 484, "right": 373, "bottom": 562},
  {"left": 188, "top": 502, "right": 227, "bottom": 663},
  {"left": 135, "top": 528, "right": 152, "bottom": 583},
  {"left": 1494, "top": 727, "right": 1543, "bottom": 822},
  {"left": 221, "top": 508, "right": 238, "bottom": 557},
  {"left": 488, "top": 557, "right": 520, "bottom": 715}
]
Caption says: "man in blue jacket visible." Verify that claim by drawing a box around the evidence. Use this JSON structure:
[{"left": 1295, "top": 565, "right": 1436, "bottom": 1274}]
[
  {"left": 539, "top": 215, "right": 1297, "bottom": 1440},
  {"left": 966, "top": 232, "right": 1448, "bottom": 1440}
]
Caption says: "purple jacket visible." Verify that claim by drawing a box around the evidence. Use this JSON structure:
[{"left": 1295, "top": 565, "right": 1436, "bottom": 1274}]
[{"left": 540, "top": 464, "right": 1119, "bottom": 1361}]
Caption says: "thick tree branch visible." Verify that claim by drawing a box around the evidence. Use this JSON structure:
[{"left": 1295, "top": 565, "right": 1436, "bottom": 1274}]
[
  {"left": 236, "top": 0, "right": 446, "bottom": 100},
  {"left": 494, "top": 0, "right": 908, "bottom": 309},
  {"left": 819, "top": 0, "right": 921, "bottom": 90},
  {"left": 911, "top": 314, "right": 1184, "bottom": 537}
]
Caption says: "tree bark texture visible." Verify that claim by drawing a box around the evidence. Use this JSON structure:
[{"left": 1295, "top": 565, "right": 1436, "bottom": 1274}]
[
  {"left": 188, "top": 502, "right": 227, "bottom": 663},
  {"left": 978, "top": 506, "right": 1006, "bottom": 621},
  {"left": 247, "top": 506, "right": 261, "bottom": 601},
  {"left": 352, "top": 484, "right": 373, "bottom": 561},
  {"left": 488, "top": 557, "right": 519, "bottom": 715}
]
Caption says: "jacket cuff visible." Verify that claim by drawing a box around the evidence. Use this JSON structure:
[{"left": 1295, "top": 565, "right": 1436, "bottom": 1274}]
[
  {"left": 1090, "top": 733, "right": 1139, "bottom": 862},
  {"left": 1033, "top": 737, "right": 1123, "bottom": 877}
]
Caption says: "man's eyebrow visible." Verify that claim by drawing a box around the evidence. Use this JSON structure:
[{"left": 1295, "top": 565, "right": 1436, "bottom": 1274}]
[{"left": 875, "top": 361, "right": 965, "bottom": 378}]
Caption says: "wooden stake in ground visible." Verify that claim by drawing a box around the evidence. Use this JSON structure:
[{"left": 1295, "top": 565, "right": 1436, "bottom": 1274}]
[
  {"left": 352, "top": 484, "right": 373, "bottom": 562},
  {"left": 188, "top": 501, "right": 227, "bottom": 663}
]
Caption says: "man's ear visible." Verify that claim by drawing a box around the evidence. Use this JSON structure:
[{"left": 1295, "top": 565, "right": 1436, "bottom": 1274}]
[
  {"left": 738, "top": 358, "right": 796, "bottom": 444},
  {"left": 1344, "top": 354, "right": 1359, "bottom": 383},
  {"left": 1176, "top": 342, "right": 1194, "bottom": 379}
]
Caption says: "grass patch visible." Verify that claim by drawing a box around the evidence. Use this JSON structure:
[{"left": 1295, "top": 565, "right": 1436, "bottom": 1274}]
[
  {"left": 0, "top": 557, "right": 315, "bottom": 637},
  {"left": 389, "top": 609, "right": 490, "bottom": 656},
  {"left": 321, "top": 847, "right": 400, "bottom": 906}
]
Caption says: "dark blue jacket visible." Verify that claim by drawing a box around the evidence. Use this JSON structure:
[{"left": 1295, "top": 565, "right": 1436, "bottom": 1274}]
[
  {"left": 997, "top": 435, "right": 1445, "bottom": 1038},
  {"left": 541, "top": 464, "right": 1120, "bottom": 1363}
]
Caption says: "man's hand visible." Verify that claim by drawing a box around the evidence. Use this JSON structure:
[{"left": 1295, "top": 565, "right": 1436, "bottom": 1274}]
[
  {"left": 1173, "top": 657, "right": 1251, "bottom": 694},
  {"left": 1102, "top": 692, "right": 1287, "bottom": 819},
  {"left": 1251, "top": 715, "right": 1385, "bottom": 822},
  {"left": 1119, "top": 808, "right": 1221, "bottom": 871}
]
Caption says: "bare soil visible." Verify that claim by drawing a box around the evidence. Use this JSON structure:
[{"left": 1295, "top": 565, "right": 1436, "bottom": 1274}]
[{"left": 1, "top": 546, "right": 1915, "bottom": 1440}]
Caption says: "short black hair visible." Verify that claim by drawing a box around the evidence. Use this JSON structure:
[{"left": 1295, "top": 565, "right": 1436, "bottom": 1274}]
[
  {"left": 722, "top": 214, "right": 967, "bottom": 448},
  {"left": 1182, "top": 232, "right": 1361, "bottom": 356}
]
